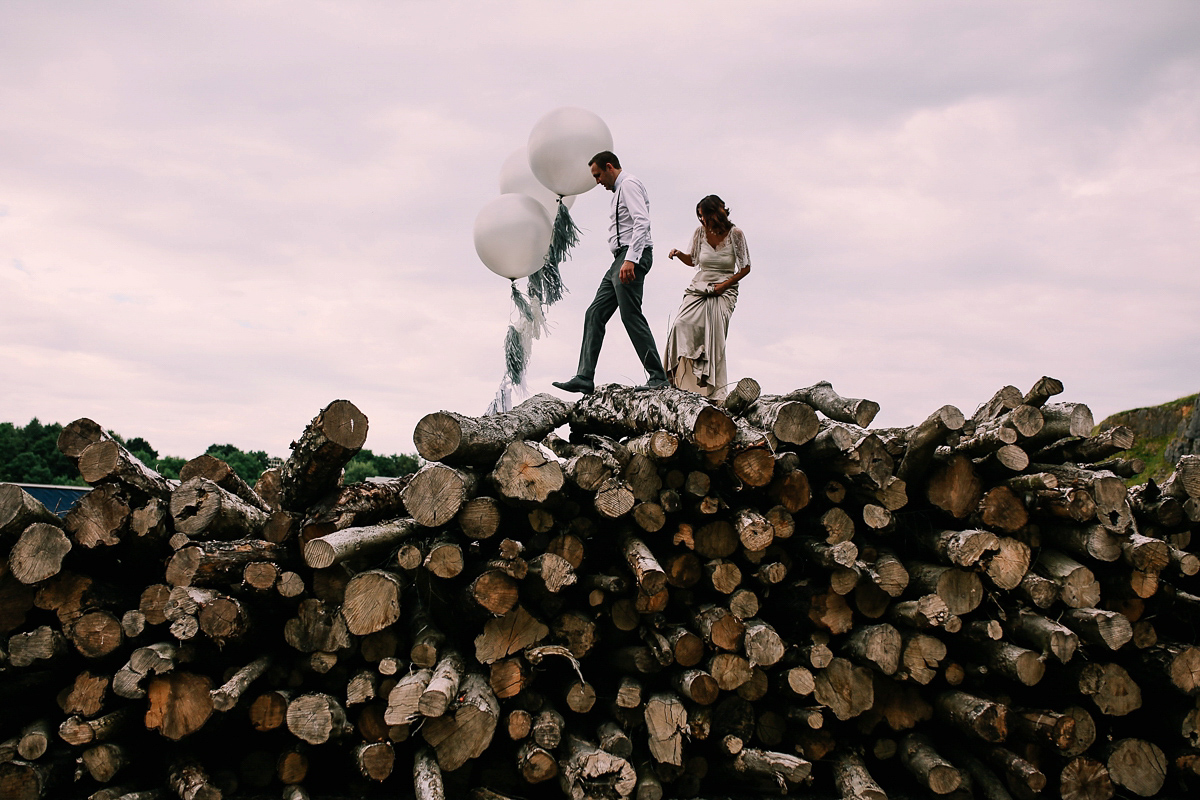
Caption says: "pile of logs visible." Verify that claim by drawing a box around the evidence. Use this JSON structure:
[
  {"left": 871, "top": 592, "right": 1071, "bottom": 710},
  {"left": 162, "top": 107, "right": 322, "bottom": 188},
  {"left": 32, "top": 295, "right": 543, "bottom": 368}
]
[{"left": 2, "top": 379, "right": 1200, "bottom": 800}]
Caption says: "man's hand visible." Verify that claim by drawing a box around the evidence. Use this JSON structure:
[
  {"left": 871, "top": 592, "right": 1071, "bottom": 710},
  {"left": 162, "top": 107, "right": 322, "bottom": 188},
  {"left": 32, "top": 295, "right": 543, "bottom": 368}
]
[{"left": 619, "top": 260, "right": 636, "bottom": 284}]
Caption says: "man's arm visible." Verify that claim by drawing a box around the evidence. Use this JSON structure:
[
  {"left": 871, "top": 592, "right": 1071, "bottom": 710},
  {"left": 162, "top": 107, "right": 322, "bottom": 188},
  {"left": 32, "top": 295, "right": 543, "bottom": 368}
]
[{"left": 623, "top": 178, "right": 652, "bottom": 267}]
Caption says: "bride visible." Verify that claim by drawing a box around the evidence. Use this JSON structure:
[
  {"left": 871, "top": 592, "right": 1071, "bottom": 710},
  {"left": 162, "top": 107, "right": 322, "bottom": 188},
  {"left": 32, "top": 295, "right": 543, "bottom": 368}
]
[{"left": 663, "top": 195, "right": 752, "bottom": 400}]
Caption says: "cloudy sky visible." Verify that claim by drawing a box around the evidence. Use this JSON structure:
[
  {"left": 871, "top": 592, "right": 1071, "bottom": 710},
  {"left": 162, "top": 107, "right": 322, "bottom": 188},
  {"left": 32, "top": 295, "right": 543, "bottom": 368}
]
[{"left": 2, "top": 1, "right": 1198, "bottom": 460}]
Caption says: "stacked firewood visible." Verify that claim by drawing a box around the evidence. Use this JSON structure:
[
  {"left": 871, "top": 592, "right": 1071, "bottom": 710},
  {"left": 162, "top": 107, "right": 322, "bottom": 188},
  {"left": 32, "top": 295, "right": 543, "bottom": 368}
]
[{"left": 2, "top": 379, "right": 1200, "bottom": 800}]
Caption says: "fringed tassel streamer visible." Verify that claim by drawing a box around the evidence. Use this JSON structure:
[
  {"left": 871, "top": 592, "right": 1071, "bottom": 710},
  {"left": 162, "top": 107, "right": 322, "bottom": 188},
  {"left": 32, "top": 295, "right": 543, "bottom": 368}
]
[
  {"left": 528, "top": 199, "right": 578, "bottom": 306},
  {"left": 504, "top": 324, "right": 525, "bottom": 386},
  {"left": 511, "top": 280, "right": 533, "bottom": 324},
  {"left": 489, "top": 210, "right": 571, "bottom": 414}
]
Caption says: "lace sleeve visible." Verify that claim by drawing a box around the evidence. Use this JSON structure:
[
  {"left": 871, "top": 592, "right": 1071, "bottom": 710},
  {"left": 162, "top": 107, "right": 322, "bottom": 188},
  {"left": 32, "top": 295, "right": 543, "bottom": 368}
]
[
  {"left": 731, "top": 227, "right": 751, "bottom": 270},
  {"left": 689, "top": 227, "right": 703, "bottom": 265}
]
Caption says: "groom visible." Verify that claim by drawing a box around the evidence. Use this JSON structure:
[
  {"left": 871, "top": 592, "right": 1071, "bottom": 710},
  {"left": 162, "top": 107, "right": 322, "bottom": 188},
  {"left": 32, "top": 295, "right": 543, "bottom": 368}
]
[{"left": 552, "top": 151, "right": 669, "bottom": 395}]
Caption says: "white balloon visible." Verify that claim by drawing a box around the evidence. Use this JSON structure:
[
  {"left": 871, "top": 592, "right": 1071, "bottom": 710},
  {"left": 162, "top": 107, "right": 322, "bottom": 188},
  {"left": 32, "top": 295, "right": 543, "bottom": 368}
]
[
  {"left": 528, "top": 107, "right": 614, "bottom": 198},
  {"left": 500, "top": 147, "right": 575, "bottom": 215},
  {"left": 474, "top": 194, "right": 553, "bottom": 280}
]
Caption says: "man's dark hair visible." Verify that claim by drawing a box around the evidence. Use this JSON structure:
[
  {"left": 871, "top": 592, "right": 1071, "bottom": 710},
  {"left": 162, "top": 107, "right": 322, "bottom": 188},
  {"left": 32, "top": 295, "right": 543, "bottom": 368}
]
[{"left": 589, "top": 151, "right": 621, "bottom": 170}]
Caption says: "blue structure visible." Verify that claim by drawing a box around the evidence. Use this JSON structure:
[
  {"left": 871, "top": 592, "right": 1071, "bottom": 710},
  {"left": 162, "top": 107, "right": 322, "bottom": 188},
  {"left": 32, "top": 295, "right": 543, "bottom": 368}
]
[{"left": 10, "top": 482, "right": 92, "bottom": 517}]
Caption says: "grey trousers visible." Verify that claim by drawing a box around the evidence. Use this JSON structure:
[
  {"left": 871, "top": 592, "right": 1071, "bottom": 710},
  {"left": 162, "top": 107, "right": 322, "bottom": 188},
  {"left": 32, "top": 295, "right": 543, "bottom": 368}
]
[{"left": 576, "top": 246, "right": 667, "bottom": 382}]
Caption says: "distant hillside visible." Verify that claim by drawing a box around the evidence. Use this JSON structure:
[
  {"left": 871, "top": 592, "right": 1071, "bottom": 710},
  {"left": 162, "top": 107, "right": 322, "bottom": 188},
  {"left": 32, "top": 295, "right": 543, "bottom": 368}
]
[{"left": 1096, "top": 392, "right": 1198, "bottom": 484}]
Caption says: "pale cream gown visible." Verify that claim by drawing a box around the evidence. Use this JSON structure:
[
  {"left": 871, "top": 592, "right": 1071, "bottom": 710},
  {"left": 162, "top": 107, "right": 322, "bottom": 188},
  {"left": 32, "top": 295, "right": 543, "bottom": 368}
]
[{"left": 662, "top": 226, "right": 751, "bottom": 400}]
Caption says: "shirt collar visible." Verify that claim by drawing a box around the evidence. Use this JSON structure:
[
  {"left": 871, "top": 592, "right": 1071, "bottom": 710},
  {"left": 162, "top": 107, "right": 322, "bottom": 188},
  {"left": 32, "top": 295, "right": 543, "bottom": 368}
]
[{"left": 613, "top": 171, "right": 627, "bottom": 192}]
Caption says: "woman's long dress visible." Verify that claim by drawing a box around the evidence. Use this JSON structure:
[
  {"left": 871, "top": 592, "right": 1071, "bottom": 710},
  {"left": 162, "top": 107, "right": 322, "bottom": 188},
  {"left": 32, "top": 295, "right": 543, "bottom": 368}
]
[{"left": 662, "top": 226, "right": 751, "bottom": 400}]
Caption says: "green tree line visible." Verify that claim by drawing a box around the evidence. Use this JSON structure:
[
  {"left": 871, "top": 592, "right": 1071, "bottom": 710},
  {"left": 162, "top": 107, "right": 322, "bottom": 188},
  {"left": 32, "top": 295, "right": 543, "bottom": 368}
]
[{"left": 0, "top": 419, "right": 419, "bottom": 486}]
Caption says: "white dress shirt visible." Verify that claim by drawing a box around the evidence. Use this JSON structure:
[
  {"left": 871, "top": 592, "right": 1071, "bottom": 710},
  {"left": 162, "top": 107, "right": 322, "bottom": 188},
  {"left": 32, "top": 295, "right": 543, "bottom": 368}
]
[{"left": 608, "top": 171, "right": 652, "bottom": 264}]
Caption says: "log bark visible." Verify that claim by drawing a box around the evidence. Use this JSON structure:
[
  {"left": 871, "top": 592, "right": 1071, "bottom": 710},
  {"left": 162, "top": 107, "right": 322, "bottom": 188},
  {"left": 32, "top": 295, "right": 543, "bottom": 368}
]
[
  {"left": 421, "top": 672, "right": 499, "bottom": 771},
  {"left": 936, "top": 690, "right": 1008, "bottom": 742},
  {"left": 302, "top": 517, "right": 420, "bottom": 569},
  {"left": 1034, "top": 550, "right": 1099, "bottom": 609},
  {"left": 907, "top": 562, "right": 983, "bottom": 615},
  {"left": 179, "top": 454, "right": 271, "bottom": 512},
  {"left": 1061, "top": 607, "right": 1133, "bottom": 651},
  {"left": 79, "top": 439, "right": 173, "bottom": 499},
  {"left": 170, "top": 478, "right": 269, "bottom": 539},
  {"left": 277, "top": 400, "right": 369, "bottom": 512},
  {"left": 1007, "top": 609, "right": 1079, "bottom": 664},
  {"left": 167, "top": 759, "right": 222, "bottom": 800},
  {"left": 778, "top": 381, "right": 880, "bottom": 427},
  {"left": 897, "top": 405, "right": 967, "bottom": 483},
  {"left": 414, "top": 393, "right": 568, "bottom": 464},
  {"left": 558, "top": 734, "right": 637, "bottom": 800},
  {"left": 0, "top": 485, "right": 62, "bottom": 539},
  {"left": 570, "top": 384, "right": 737, "bottom": 452},
  {"left": 831, "top": 747, "right": 886, "bottom": 800},
  {"left": 165, "top": 539, "right": 286, "bottom": 587},
  {"left": 900, "top": 733, "right": 962, "bottom": 795}
]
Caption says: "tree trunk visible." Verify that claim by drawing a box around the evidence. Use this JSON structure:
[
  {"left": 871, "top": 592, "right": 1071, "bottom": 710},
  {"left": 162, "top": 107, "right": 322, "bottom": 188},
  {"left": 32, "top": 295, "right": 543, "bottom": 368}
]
[
  {"left": 644, "top": 693, "right": 687, "bottom": 766},
  {"left": 927, "top": 454, "right": 983, "bottom": 518},
  {"left": 1059, "top": 757, "right": 1114, "bottom": 800},
  {"left": 421, "top": 672, "right": 499, "bottom": 771},
  {"left": 570, "top": 384, "right": 737, "bottom": 452},
  {"left": 488, "top": 441, "right": 564, "bottom": 505},
  {"left": 813, "top": 657, "right": 874, "bottom": 721},
  {"left": 1075, "top": 662, "right": 1142, "bottom": 716},
  {"left": 474, "top": 606, "right": 548, "bottom": 664},
  {"left": 401, "top": 464, "right": 480, "bottom": 527},
  {"left": 8, "top": 524, "right": 71, "bottom": 585},
  {"left": 170, "top": 478, "right": 269, "bottom": 539},
  {"left": 897, "top": 405, "right": 967, "bottom": 483},
  {"left": 340, "top": 570, "right": 403, "bottom": 636},
  {"left": 778, "top": 381, "right": 880, "bottom": 427},
  {"left": 1007, "top": 609, "right": 1079, "bottom": 663},
  {"left": 167, "top": 759, "right": 222, "bottom": 800},
  {"left": 65, "top": 484, "right": 131, "bottom": 549},
  {"left": 742, "top": 398, "right": 820, "bottom": 446},
  {"left": 558, "top": 734, "right": 637, "bottom": 800},
  {"left": 79, "top": 439, "right": 173, "bottom": 499},
  {"left": 145, "top": 672, "right": 214, "bottom": 741},
  {"left": 831, "top": 747, "right": 886, "bottom": 800},
  {"left": 277, "top": 400, "right": 369, "bottom": 512},
  {"left": 287, "top": 693, "right": 349, "bottom": 745},
  {"left": 210, "top": 656, "right": 270, "bottom": 712},
  {"left": 1104, "top": 738, "right": 1167, "bottom": 797},
  {"left": 900, "top": 733, "right": 962, "bottom": 795},
  {"left": 0, "top": 485, "right": 62, "bottom": 538},
  {"left": 165, "top": 539, "right": 286, "bottom": 587}
]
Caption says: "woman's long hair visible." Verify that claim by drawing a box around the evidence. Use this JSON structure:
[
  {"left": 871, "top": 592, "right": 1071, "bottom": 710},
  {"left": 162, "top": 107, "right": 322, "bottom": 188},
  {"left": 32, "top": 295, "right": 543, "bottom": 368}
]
[{"left": 696, "top": 195, "right": 733, "bottom": 236}]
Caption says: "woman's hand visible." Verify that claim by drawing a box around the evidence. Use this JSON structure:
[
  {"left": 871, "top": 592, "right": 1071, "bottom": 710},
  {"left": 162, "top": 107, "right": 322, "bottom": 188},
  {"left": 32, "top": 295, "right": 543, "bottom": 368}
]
[{"left": 668, "top": 249, "right": 681, "bottom": 260}]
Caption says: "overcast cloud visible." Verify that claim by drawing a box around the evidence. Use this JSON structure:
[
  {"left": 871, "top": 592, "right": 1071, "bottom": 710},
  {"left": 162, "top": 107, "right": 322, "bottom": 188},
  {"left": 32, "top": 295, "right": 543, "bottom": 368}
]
[{"left": 2, "top": 1, "right": 1198, "bottom": 459}]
